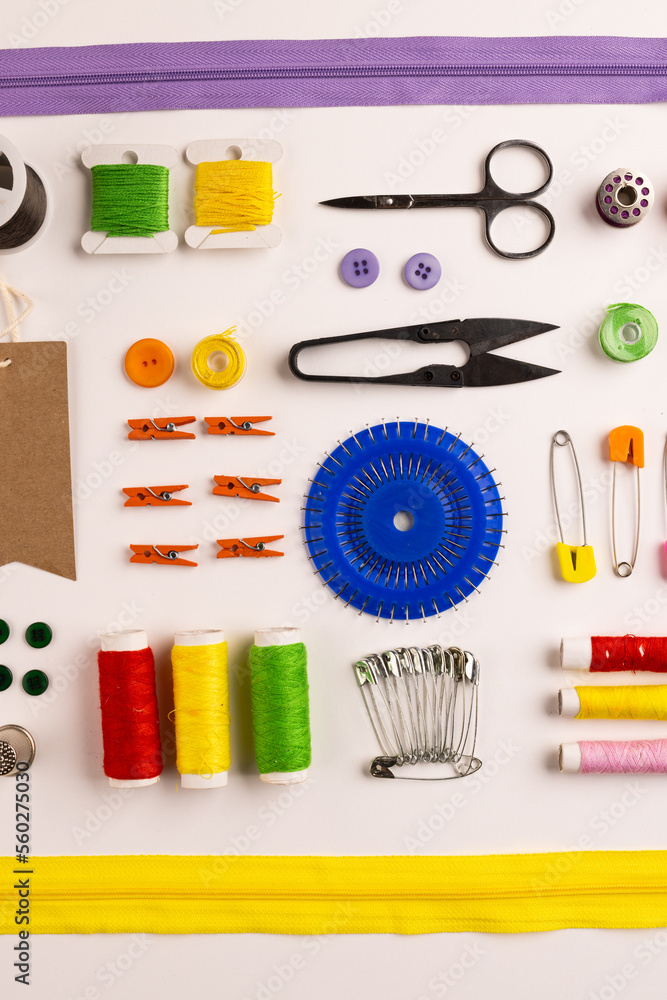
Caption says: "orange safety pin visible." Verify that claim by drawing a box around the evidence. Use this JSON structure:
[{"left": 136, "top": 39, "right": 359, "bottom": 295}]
[
  {"left": 205, "top": 416, "right": 274, "bottom": 436},
  {"left": 123, "top": 485, "right": 191, "bottom": 507},
  {"left": 128, "top": 416, "right": 196, "bottom": 440},
  {"left": 212, "top": 476, "right": 281, "bottom": 502},
  {"left": 130, "top": 544, "right": 198, "bottom": 567},
  {"left": 609, "top": 425, "right": 643, "bottom": 578},
  {"left": 216, "top": 535, "right": 284, "bottom": 559}
]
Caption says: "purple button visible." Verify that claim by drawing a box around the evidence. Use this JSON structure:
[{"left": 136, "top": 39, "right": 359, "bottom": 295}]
[
  {"left": 340, "top": 249, "right": 379, "bottom": 288},
  {"left": 404, "top": 253, "right": 441, "bottom": 290}
]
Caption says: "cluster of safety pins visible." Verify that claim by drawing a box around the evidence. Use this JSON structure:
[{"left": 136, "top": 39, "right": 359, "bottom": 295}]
[
  {"left": 353, "top": 646, "right": 480, "bottom": 780},
  {"left": 550, "top": 425, "right": 646, "bottom": 582},
  {"left": 125, "top": 415, "right": 283, "bottom": 565}
]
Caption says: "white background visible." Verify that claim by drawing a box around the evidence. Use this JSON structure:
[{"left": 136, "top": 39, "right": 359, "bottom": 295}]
[{"left": 1, "top": 1, "right": 667, "bottom": 997}]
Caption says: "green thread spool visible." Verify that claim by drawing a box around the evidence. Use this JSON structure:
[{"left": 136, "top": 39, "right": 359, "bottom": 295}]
[
  {"left": 90, "top": 164, "right": 170, "bottom": 238},
  {"left": 250, "top": 627, "right": 311, "bottom": 785},
  {"left": 599, "top": 302, "right": 658, "bottom": 363}
]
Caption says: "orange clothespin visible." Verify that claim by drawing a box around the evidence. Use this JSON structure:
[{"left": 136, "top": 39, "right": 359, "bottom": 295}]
[
  {"left": 128, "top": 416, "right": 196, "bottom": 440},
  {"left": 130, "top": 544, "right": 198, "bottom": 567},
  {"left": 216, "top": 535, "right": 284, "bottom": 558},
  {"left": 212, "top": 476, "right": 281, "bottom": 502},
  {"left": 123, "top": 485, "right": 191, "bottom": 507},
  {"left": 205, "top": 416, "right": 274, "bottom": 436}
]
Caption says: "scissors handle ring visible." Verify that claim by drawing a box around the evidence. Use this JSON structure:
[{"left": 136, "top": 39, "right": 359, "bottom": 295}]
[
  {"left": 482, "top": 140, "right": 555, "bottom": 259},
  {"left": 484, "top": 200, "right": 556, "bottom": 260},
  {"left": 484, "top": 138, "right": 554, "bottom": 199}
]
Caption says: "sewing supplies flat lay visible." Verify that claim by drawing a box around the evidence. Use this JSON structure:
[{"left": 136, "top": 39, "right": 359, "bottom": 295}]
[
  {"left": 6, "top": 22, "right": 667, "bottom": 954},
  {"left": 290, "top": 317, "right": 559, "bottom": 387},
  {"left": 321, "top": 139, "right": 555, "bottom": 260}
]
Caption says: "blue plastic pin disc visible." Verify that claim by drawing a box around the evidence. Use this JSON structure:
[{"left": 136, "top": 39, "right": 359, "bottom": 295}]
[{"left": 303, "top": 420, "right": 504, "bottom": 621}]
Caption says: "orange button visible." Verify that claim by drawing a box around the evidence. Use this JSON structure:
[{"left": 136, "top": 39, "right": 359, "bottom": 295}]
[{"left": 124, "top": 339, "right": 174, "bottom": 388}]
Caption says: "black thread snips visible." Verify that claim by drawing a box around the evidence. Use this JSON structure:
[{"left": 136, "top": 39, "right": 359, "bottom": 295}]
[{"left": 289, "top": 317, "right": 560, "bottom": 388}]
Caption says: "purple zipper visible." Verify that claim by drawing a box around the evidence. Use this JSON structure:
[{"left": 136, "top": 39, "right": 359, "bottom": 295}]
[{"left": 1, "top": 36, "right": 666, "bottom": 116}]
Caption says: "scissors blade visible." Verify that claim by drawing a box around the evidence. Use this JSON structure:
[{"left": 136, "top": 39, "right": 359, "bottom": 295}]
[
  {"left": 464, "top": 352, "right": 560, "bottom": 387},
  {"left": 319, "top": 195, "right": 415, "bottom": 209},
  {"left": 459, "top": 317, "right": 559, "bottom": 356}
]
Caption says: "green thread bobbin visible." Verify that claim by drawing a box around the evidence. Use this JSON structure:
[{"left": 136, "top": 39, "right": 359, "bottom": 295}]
[
  {"left": 250, "top": 632, "right": 311, "bottom": 783},
  {"left": 599, "top": 303, "right": 658, "bottom": 363},
  {"left": 90, "top": 164, "right": 170, "bottom": 239}
]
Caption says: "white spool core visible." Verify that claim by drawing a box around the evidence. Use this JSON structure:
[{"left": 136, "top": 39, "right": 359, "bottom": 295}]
[
  {"left": 558, "top": 688, "right": 582, "bottom": 717},
  {"left": 254, "top": 627, "right": 308, "bottom": 785},
  {"left": 559, "top": 743, "right": 583, "bottom": 773},
  {"left": 173, "top": 628, "right": 229, "bottom": 789},
  {"left": 560, "top": 637, "right": 593, "bottom": 670},
  {"left": 99, "top": 629, "right": 160, "bottom": 787},
  {"left": 100, "top": 629, "right": 148, "bottom": 652}
]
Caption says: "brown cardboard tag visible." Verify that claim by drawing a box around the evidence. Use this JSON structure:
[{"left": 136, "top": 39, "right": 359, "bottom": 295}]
[{"left": 0, "top": 341, "right": 76, "bottom": 580}]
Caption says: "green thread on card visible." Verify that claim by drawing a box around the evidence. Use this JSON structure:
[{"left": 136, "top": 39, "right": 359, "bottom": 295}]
[
  {"left": 90, "top": 164, "right": 169, "bottom": 238},
  {"left": 250, "top": 642, "right": 311, "bottom": 774}
]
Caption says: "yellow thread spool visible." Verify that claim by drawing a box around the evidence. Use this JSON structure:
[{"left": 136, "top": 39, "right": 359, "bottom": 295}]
[
  {"left": 560, "top": 685, "right": 667, "bottom": 720},
  {"left": 191, "top": 330, "right": 246, "bottom": 389},
  {"left": 171, "top": 630, "right": 231, "bottom": 788},
  {"left": 193, "top": 160, "right": 276, "bottom": 233}
]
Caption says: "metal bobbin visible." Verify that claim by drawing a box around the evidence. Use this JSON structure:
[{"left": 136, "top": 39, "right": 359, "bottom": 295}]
[{"left": 596, "top": 169, "right": 653, "bottom": 228}]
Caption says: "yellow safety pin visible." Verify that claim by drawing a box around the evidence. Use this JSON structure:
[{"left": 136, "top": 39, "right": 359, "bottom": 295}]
[
  {"left": 609, "top": 425, "right": 643, "bottom": 578},
  {"left": 550, "top": 430, "right": 596, "bottom": 583}
]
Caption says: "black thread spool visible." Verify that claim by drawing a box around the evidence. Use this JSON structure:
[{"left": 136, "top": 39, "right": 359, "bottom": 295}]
[{"left": 0, "top": 136, "right": 49, "bottom": 253}]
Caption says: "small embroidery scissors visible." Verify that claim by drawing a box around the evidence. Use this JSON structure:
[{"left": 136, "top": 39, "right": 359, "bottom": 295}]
[{"left": 320, "top": 139, "right": 555, "bottom": 260}]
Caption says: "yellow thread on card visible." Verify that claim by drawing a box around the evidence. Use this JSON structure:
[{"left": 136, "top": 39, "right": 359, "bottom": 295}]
[{"left": 193, "top": 160, "right": 277, "bottom": 233}]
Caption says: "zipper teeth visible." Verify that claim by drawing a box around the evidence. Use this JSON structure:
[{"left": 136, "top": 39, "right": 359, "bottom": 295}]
[
  {"left": 20, "top": 882, "right": 667, "bottom": 902},
  {"left": 1, "top": 63, "right": 666, "bottom": 88}
]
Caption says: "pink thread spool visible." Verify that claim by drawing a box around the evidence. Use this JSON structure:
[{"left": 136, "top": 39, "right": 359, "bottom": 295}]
[{"left": 559, "top": 739, "right": 667, "bottom": 774}]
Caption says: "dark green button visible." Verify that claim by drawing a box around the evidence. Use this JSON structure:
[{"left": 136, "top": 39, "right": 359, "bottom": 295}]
[
  {"left": 0, "top": 665, "right": 12, "bottom": 692},
  {"left": 22, "top": 670, "right": 49, "bottom": 696},
  {"left": 25, "top": 622, "right": 52, "bottom": 649},
  {"left": 0, "top": 620, "right": 9, "bottom": 645}
]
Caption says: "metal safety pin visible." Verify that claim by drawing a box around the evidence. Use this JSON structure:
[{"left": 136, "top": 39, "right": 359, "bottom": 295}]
[
  {"left": 550, "top": 430, "right": 596, "bottom": 583},
  {"left": 609, "top": 425, "right": 643, "bottom": 578}
]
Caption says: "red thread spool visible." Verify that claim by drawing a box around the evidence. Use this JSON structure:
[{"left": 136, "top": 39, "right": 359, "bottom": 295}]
[
  {"left": 98, "top": 630, "right": 163, "bottom": 786},
  {"left": 561, "top": 636, "right": 667, "bottom": 673}
]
